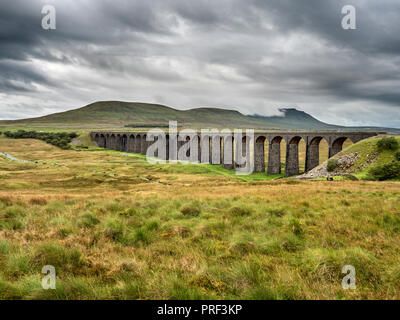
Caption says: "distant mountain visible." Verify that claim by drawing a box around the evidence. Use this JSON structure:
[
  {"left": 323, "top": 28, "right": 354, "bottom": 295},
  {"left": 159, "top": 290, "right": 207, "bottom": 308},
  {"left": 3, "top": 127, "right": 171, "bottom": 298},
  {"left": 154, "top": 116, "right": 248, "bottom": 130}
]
[
  {"left": 249, "top": 108, "right": 340, "bottom": 130},
  {"left": 0, "top": 101, "right": 398, "bottom": 133}
]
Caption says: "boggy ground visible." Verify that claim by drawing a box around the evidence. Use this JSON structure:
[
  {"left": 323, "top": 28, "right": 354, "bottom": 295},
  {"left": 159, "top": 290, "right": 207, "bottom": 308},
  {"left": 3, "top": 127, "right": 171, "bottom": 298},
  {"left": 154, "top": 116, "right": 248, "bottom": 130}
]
[{"left": 0, "top": 138, "right": 399, "bottom": 299}]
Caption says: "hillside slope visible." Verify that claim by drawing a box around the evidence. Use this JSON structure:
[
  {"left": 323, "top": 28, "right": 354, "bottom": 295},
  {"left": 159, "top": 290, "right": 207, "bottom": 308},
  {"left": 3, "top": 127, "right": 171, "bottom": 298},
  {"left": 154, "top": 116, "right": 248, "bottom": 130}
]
[
  {"left": 1, "top": 101, "right": 399, "bottom": 132},
  {"left": 301, "top": 136, "right": 400, "bottom": 180},
  {"left": 0, "top": 101, "right": 335, "bottom": 130}
]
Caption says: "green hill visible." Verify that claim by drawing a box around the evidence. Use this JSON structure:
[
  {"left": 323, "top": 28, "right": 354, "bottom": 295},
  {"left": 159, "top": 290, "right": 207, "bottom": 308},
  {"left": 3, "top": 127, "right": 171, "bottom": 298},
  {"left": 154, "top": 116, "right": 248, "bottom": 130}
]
[
  {"left": 338, "top": 136, "right": 400, "bottom": 180},
  {"left": 0, "top": 101, "right": 399, "bottom": 132},
  {"left": 302, "top": 135, "right": 400, "bottom": 181}
]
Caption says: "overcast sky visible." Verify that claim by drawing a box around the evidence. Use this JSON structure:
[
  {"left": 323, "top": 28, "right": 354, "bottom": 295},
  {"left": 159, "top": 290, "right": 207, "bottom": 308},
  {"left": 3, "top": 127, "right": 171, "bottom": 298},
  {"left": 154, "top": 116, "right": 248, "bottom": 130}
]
[{"left": 1, "top": 0, "right": 399, "bottom": 127}]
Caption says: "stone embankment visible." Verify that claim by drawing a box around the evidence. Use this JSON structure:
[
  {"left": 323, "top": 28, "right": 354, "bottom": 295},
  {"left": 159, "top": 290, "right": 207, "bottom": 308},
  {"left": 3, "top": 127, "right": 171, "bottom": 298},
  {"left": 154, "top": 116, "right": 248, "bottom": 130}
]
[{"left": 297, "top": 152, "right": 361, "bottom": 180}]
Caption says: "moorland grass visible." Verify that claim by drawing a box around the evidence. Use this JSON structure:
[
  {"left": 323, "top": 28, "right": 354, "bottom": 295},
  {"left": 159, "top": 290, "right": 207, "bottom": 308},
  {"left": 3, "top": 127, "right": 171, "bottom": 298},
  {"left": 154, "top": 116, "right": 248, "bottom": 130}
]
[{"left": 0, "top": 137, "right": 399, "bottom": 299}]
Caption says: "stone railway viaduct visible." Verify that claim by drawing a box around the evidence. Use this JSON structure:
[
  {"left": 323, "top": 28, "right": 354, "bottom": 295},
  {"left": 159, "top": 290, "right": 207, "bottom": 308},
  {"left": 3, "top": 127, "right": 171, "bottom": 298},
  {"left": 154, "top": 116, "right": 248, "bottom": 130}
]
[{"left": 90, "top": 131, "right": 379, "bottom": 177}]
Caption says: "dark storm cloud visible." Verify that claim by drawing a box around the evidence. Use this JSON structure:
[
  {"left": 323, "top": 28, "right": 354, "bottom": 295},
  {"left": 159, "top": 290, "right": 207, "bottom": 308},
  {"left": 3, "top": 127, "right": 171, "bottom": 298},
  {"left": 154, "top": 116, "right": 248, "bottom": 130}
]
[
  {"left": 0, "top": 0, "right": 399, "bottom": 127},
  {"left": 0, "top": 60, "right": 51, "bottom": 92}
]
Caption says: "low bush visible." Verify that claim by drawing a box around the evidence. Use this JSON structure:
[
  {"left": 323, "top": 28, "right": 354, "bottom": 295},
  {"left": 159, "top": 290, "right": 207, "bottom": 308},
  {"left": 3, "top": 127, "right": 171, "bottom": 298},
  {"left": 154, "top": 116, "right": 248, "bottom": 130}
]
[
  {"left": 326, "top": 159, "right": 339, "bottom": 172},
  {"left": 268, "top": 208, "right": 286, "bottom": 217},
  {"left": 4, "top": 130, "right": 77, "bottom": 149},
  {"left": 57, "top": 228, "right": 74, "bottom": 238},
  {"left": 32, "top": 244, "right": 84, "bottom": 273},
  {"left": 29, "top": 197, "right": 48, "bottom": 206},
  {"left": 104, "top": 220, "right": 125, "bottom": 242},
  {"left": 377, "top": 137, "right": 399, "bottom": 151},
  {"left": 181, "top": 205, "right": 201, "bottom": 217},
  {"left": 118, "top": 208, "right": 137, "bottom": 217},
  {"left": 230, "top": 206, "right": 253, "bottom": 217},
  {"left": 130, "top": 228, "right": 151, "bottom": 246},
  {"left": 78, "top": 213, "right": 100, "bottom": 228},
  {"left": 229, "top": 234, "right": 257, "bottom": 254},
  {"left": 395, "top": 151, "right": 400, "bottom": 161},
  {"left": 368, "top": 161, "right": 400, "bottom": 181},
  {"left": 0, "top": 206, "right": 25, "bottom": 231},
  {"left": 289, "top": 218, "right": 304, "bottom": 236}
]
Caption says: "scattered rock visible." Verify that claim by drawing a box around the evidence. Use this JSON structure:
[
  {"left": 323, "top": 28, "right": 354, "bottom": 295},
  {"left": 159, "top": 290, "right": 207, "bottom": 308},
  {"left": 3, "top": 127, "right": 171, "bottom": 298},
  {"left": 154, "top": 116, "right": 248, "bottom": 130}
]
[{"left": 296, "top": 152, "right": 361, "bottom": 180}]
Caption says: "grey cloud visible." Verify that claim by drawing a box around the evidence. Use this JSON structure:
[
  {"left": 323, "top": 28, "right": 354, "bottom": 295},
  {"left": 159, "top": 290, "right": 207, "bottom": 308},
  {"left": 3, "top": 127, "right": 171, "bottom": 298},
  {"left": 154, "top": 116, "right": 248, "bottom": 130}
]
[
  {"left": 0, "top": 60, "right": 51, "bottom": 92},
  {"left": 0, "top": 0, "right": 399, "bottom": 127}
]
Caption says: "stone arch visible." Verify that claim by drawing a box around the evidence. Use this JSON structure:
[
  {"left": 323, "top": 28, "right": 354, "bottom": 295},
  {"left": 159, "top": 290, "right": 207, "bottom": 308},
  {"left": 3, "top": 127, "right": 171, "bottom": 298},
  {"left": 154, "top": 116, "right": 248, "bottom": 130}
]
[
  {"left": 220, "top": 136, "right": 224, "bottom": 164},
  {"left": 285, "top": 136, "right": 306, "bottom": 177},
  {"left": 235, "top": 134, "right": 253, "bottom": 170},
  {"left": 105, "top": 134, "right": 110, "bottom": 148},
  {"left": 271, "top": 136, "right": 283, "bottom": 144},
  {"left": 254, "top": 136, "right": 267, "bottom": 172},
  {"left": 267, "top": 136, "right": 283, "bottom": 175},
  {"left": 333, "top": 137, "right": 348, "bottom": 146},
  {"left": 99, "top": 134, "right": 106, "bottom": 148},
  {"left": 140, "top": 134, "right": 147, "bottom": 154},
  {"left": 177, "top": 134, "right": 199, "bottom": 162},
  {"left": 209, "top": 136, "right": 214, "bottom": 163},
  {"left": 186, "top": 135, "right": 201, "bottom": 162},
  {"left": 310, "top": 136, "right": 323, "bottom": 145},
  {"left": 110, "top": 134, "right": 116, "bottom": 150},
  {"left": 127, "top": 134, "right": 135, "bottom": 152},
  {"left": 288, "top": 136, "right": 302, "bottom": 145},
  {"left": 121, "top": 134, "right": 128, "bottom": 152},
  {"left": 221, "top": 133, "right": 234, "bottom": 169},
  {"left": 210, "top": 135, "right": 221, "bottom": 164},
  {"left": 177, "top": 135, "right": 191, "bottom": 158},
  {"left": 192, "top": 135, "right": 201, "bottom": 162},
  {"left": 185, "top": 136, "right": 190, "bottom": 159},
  {"left": 330, "top": 137, "right": 352, "bottom": 158},
  {"left": 134, "top": 134, "right": 141, "bottom": 153},
  {"left": 114, "top": 134, "right": 121, "bottom": 151},
  {"left": 256, "top": 136, "right": 266, "bottom": 144},
  {"left": 305, "top": 136, "right": 328, "bottom": 172}
]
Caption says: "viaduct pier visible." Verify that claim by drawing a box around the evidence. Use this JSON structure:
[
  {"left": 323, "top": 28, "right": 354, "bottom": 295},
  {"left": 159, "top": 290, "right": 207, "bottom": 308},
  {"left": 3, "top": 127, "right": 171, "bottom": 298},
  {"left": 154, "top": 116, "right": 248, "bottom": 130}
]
[{"left": 90, "top": 131, "right": 379, "bottom": 176}]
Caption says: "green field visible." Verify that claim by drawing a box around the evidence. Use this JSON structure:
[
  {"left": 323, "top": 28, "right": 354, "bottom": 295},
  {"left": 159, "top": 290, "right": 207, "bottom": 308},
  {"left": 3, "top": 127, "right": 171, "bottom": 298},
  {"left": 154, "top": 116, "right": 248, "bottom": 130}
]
[{"left": 0, "top": 135, "right": 399, "bottom": 299}]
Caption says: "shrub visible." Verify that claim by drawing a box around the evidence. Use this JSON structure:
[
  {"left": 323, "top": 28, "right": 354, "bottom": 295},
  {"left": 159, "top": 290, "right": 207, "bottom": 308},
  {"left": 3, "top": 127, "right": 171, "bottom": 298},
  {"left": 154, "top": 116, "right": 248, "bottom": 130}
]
[
  {"left": 7, "top": 252, "right": 33, "bottom": 277},
  {"left": 145, "top": 220, "right": 160, "bottom": 231},
  {"left": 181, "top": 205, "right": 201, "bottom": 217},
  {"left": 0, "top": 239, "right": 11, "bottom": 256},
  {"left": 368, "top": 161, "right": 400, "bottom": 181},
  {"left": 104, "top": 220, "right": 124, "bottom": 242},
  {"left": 230, "top": 236, "right": 256, "bottom": 254},
  {"left": 29, "top": 197, "right": 48, "bottom": 206},
  {"left": 0, "top": 196, "right": 13, "bottom": 206},
  {"left": 281, "top": 233, "right": 304, "bottom": 252},
  {"left": 327, "top": 159, "right": 339, "bottom": 172},
  {"left": 289, "top": 218, "right": 304, "bottom": 236},
  {"left": 33, "top": 244, "right": 84, "bottom": 273},
  {"left": 377, "top": 137, "right": 399, "bottom": 151},
  {"left": 230, "top": 206, "right": 253, "bottom": 217},
  {"left": 129, "top": 228, "right": 151, "bottom": 246},
  {"left": 118, "top": 208, "right": 137, "bottom": 217},
  {"left": 0, "top": 279, "right": 22, "bottom": 299},
  {"left": 0, "top": 206, "right": 25, "bottom": 231},
  {"left": 57, "top": 228, "right": 73, "bottom": 238},
  {"left": 3, "top": 130, "right": 77, "bottom": 149},
  {"left": 3, "top": 206, "right": 25, "bottom": 218},
  {"left": 78, "top": 213, "right": 100, "bottom": 228},
  {"left": 395, "top": 151, "right": 400, "bottom": 161},
  {"left": 6, "top": 220, "right": 23, "bottom": 231},
  {"left": 268, "top": 208, "right": 286, "bottom": 217}
]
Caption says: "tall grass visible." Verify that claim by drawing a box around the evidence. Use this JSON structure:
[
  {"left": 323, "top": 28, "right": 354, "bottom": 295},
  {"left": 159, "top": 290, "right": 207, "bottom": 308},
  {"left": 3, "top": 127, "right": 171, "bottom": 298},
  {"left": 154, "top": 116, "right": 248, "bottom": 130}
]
[{"left": 0, "top": 136, "right": 399, "bottom": 299}]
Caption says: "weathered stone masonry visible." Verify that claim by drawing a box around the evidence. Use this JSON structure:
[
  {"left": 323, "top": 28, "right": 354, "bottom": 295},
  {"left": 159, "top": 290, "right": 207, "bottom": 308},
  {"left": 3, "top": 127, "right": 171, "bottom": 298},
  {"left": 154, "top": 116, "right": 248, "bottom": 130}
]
[{"left": 90, "top": 131, "right": 379, "bottom": 176}]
